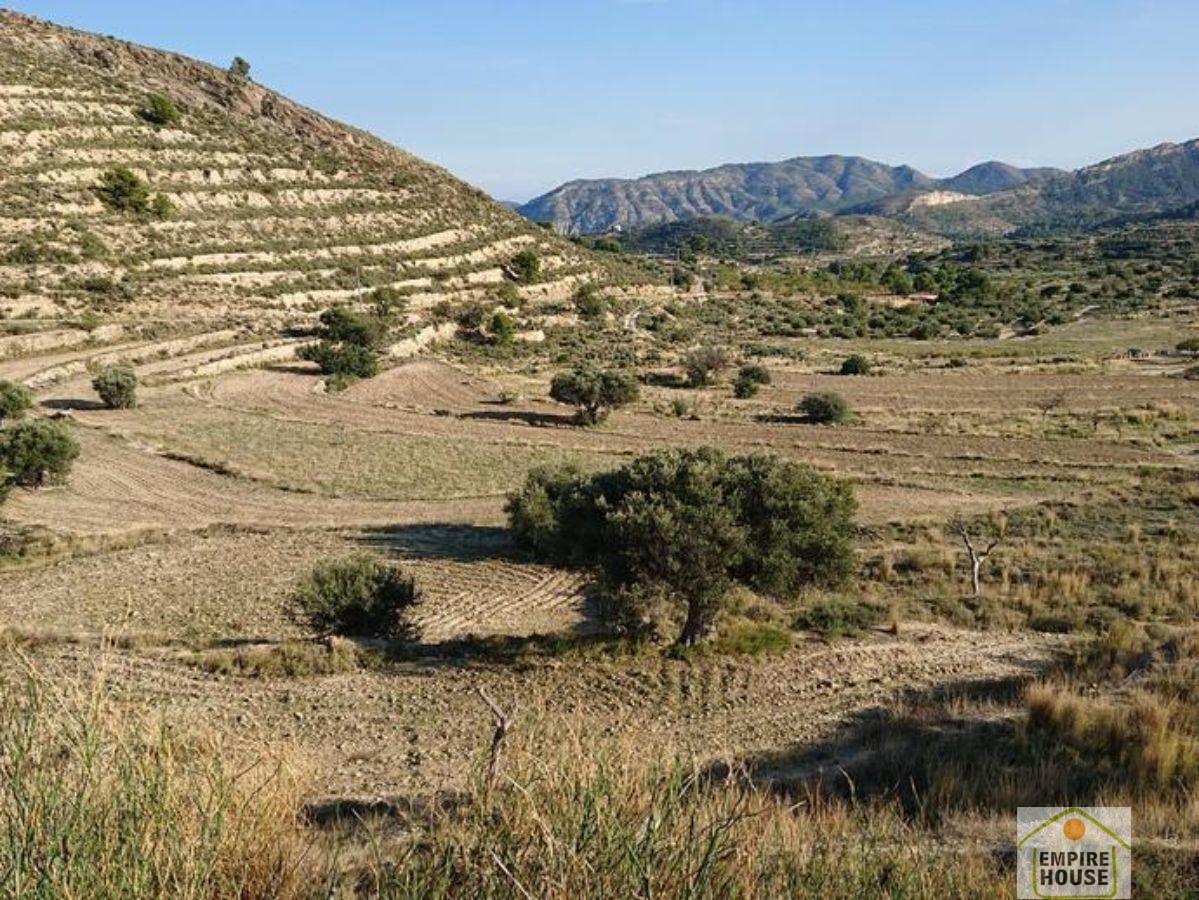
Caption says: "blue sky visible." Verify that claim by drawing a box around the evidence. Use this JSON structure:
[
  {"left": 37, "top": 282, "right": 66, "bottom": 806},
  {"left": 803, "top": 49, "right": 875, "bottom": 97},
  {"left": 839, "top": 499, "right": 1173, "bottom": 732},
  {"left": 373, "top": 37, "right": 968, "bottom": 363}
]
[{"left": 11, "top": 1, "right": 1199, "bottom": 201}]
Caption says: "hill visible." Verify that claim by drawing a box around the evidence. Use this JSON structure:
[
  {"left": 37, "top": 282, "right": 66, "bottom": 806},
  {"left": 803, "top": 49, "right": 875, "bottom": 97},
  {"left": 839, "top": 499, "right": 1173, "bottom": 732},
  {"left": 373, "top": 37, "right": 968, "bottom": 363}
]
[
  {"left": 936, "top": 161, "right": 1064, "bottom": 195},
  {"left": 518, "top": 155, "right": 937, "bottom": 234},
  {"left": 862, "top": 141, "right": 1199, "bottom": 236},
  {"left": 0, "top": 9, "right": 598, "bottom": 348},
  {"left": 518, "top": 155, "right": 1062, "bottom": 234}
]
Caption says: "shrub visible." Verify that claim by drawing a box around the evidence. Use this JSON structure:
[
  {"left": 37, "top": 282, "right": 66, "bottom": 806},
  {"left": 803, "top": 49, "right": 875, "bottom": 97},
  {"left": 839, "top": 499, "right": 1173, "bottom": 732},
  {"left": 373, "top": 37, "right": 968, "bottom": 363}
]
[
  {"left": 549, "top": 367, "right": 640, "bottom": 425},
  {"left": 298, "top": 342, "right": 379, "bottom": 380},
  {"left": 733, "top": 363, "right": 770, "bottom": 398},
  {"left": 0, "top": 380, "right": 33, "bottom": 422},
  {"left": 839, "top": 354, "right": 872, "bottom": 376},
  {"left": 149, "top": 193, "right": 174, "bottom": 220},
  {"left": 683, "top": 345, "right": 731, "bottom": 387},
  {"left": 799, "top": 391, "right": 851, "bottom": 424},
  {"left": 298, "top": 306, "right": 388, "bottom": 382},
  {"left": 138, "top": 92, "right": 180, "bottom": 126},
  {"left": 506, "top": 448, "right": 856, "bottom": 645},
  {"left": 493, "top": 281, "right": 521, "bottom": 308},
  {"left": 368, "top": 286, "right": 407, "bottom": 318},
  {"left": 573, "top": 285, "right": 607, "bottom": 319},
  {"left": 490, "top": 310, "right": 516, "bottom": 347},
  {"left": 795, "top": 598, "right": 883, "bottom": 638},
  {"left": 95, "top": 167, "right": 150, "bottom": 214},
  {"left": 229, "top": 56, "right": 251, "bottom": 78},
  {"left": 507, "top": 250, "right": 541, "bottom": 284},
  {"left": 1177, "top": 337, "right": 1199, "bottom": 354},
  {"left": 292, "top": 554, "right": 419, "bottom": 638},
  {"left": 92, "top": 366, "right": 138, "bottom": 410},
  {"left": 455, "top": 301, "right": 488, "bottom": 331},
  {"left": 0, "top": 420, "right": 80, "bottom": 487},
  {"left": 315, "top": 306, "right": 387, "bottom": 349}
]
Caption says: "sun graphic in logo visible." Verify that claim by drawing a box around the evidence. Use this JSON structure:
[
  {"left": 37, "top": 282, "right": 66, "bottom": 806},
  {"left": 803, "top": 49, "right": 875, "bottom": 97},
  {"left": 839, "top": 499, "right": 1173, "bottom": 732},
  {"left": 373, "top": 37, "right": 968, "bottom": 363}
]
[{"left": 1062, "top": 818, "right": 1086, "bottom": 841}]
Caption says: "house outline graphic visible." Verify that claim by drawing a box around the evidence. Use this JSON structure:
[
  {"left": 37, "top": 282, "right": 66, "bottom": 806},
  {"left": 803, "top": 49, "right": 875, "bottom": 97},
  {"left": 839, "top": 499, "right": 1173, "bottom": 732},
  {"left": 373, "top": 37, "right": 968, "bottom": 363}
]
[{"left": 1017, "top": 807, "right": 1131, "bottom": 900}]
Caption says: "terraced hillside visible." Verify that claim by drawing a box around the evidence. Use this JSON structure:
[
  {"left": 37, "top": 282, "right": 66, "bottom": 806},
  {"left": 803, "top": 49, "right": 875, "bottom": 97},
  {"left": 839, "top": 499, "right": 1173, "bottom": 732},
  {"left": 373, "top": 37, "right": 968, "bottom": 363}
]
[{"left": 0, "top": 9, "right": 599, "bottom": 358}]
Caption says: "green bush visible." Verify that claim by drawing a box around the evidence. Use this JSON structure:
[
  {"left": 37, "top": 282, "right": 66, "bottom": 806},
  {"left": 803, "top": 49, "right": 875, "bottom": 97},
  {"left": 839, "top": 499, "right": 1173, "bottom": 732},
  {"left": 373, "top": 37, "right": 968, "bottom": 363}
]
[
  {"left": 506, "top": 448, "right": 856, "bottom": 645},
  {"left": 799, "top": 391, "right": 851, "bottom": 424},
  {"left": 95, "top": 168, "right": 150, "bottom": 214},
  {"left": 149, "top": 193, "right": 174, "bottom": 220},
  {"left": 733, "top": 363, "right": 771, "bottom": 398},
  {"left": 292, "top": 554, "right": 419, "bottom": 638},
  {"left": 1177, "top": 337, "right": 1199, "bottom": 353},
  {"left": 795, "top": 598, "right": 884, "bottom": 638},
  {"left": 1, "top": 420, "right": 80, "bottom": 487},
  {"left": 298, "top": 306, "right": 388, "bottom": 382},
  {"left": 138, "top": 93, "right": 180, "bottom": 126},
  {"left": 490, "top": 310, "right": 517, "bottom": 347},
  {"left": 92, "top": 366, "right": 138, "bottom": 410},
  {"left": 0, "top": 381, "right": 33, "bottom": 422},
  {"left": 573, "top": 285, "right": 607, "bottom": 319},
  {"left": 493, "top": 281, "right": 522, "bottom": 308},
  {"left": 369, "top": 286, "right": 408, "bottom": 318},
  {"left": 683, "top": 345, "right": 731, "bottom": 387},
  {"left": 507, "top": 250, "right": 541, "bottom": 284},
  {"left": 549, "top": 367, "right": 640, "bottom": 425},
  {"left": 315, "top": 306, "right": 387, "bottom": 349},
  {"left": 229, "top": 56, "right": 251, "bottom": 78},
  {"left": 839, "top": 354, "right": 872, "bottom": 376},
  {"left": 298, "top": 342, "right": 379, "bottom": 381}
]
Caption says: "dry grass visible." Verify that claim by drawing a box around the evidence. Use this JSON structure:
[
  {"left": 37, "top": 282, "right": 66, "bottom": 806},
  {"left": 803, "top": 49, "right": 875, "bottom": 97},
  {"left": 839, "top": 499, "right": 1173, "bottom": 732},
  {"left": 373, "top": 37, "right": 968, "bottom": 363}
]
[
  {"left": 0, "top": 662, "right": 322, "bottom": 899},
  {"left": 361, "top": 727, "right": 1007, "bottom": 899}
]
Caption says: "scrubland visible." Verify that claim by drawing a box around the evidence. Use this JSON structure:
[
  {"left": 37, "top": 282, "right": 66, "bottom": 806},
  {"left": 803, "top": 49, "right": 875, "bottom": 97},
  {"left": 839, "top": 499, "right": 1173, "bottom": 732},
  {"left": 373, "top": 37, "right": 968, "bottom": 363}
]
[{"left": 2, "top": 8, "right": 1199, "bottom": 896}]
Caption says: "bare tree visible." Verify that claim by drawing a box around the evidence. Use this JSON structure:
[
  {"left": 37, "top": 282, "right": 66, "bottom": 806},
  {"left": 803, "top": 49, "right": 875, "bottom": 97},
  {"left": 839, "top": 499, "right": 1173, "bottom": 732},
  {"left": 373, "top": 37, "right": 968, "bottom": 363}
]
[
  {"left": 951, "top": 518, "right": 1003, "bottom": 598},
  {"left": 476, "top": 687, "right": 516, "bottom": 795}
]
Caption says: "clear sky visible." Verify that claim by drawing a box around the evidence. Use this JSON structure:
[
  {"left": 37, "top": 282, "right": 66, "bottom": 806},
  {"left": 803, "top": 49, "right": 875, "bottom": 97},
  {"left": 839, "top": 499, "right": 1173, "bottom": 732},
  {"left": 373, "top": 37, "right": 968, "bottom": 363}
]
[{"left": 10, "top": 1, "right": 1199, "bottom": 201}]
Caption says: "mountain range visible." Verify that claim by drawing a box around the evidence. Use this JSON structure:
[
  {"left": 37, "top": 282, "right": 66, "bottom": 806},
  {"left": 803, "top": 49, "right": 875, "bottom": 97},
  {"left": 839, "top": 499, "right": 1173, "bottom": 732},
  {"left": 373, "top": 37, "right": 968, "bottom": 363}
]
[{"left": 518, "top": 142, "right": 1199, "bottom": 236}]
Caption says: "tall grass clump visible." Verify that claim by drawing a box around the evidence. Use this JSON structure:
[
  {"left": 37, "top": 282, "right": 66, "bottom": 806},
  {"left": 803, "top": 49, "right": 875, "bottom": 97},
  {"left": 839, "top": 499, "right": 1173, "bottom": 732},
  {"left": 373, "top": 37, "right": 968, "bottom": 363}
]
[{"left": 0, "top": 668, "right": 319, "bottom": 899}]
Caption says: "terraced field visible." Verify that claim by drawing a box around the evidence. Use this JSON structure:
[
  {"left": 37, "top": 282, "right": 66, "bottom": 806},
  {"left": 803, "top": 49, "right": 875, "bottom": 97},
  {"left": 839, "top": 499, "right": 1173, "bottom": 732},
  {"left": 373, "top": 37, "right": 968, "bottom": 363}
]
[{"left": 0, "top": 8, "right": 600, "bottom": 409}]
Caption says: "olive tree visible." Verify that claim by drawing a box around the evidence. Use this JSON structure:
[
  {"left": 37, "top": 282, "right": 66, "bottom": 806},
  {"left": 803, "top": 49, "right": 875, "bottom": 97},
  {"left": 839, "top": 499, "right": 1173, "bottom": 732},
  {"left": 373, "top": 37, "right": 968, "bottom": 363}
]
[
  {"left": 299, "top": 306, "right": 388, "bottom": 384},
  {"left": 292, "top": 554, "right": 419, "bottom": 639},
  {"left": 506, "top": 447, "right": 856, "bottom": 646},
  {"left": 683, "top": 345, "right": 731, "bottom": 387},
  {"left": 0, "top": 420, "right": 80, "bottom": 487},
  {"left": 549, "top": 367, "right": 640, "bottom": 425}
]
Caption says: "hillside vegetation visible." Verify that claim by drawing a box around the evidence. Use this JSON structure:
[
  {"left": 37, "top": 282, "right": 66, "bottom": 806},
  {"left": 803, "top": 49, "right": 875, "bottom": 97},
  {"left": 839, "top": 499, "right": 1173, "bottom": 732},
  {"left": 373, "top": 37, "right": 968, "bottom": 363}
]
[{"left": 0, "top": 9, "right": 604, "bottom": 351}]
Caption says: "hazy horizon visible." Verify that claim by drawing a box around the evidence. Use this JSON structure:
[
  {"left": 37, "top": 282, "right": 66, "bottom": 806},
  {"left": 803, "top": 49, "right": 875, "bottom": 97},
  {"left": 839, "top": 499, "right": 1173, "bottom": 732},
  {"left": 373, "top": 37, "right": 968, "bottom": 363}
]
[{"left": 10, "top": 0, "right": 1199, "bottom": 202}]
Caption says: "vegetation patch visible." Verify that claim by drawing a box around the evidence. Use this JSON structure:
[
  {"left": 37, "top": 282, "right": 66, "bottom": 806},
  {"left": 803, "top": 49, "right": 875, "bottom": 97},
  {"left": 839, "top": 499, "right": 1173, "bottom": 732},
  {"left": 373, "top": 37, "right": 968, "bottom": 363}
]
[
  {"left": 292, "top": 553, "right": 420, "bottom": 639},
  {"left": 507, "top": 447, "right": 856, "bottom": 645}
]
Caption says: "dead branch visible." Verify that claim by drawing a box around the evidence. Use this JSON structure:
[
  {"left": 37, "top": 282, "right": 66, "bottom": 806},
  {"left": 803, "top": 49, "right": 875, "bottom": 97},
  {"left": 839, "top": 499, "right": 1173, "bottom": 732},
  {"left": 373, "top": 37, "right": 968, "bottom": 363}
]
[{"left": 476, "top": 686, "right": 516, "bottom": 794}]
